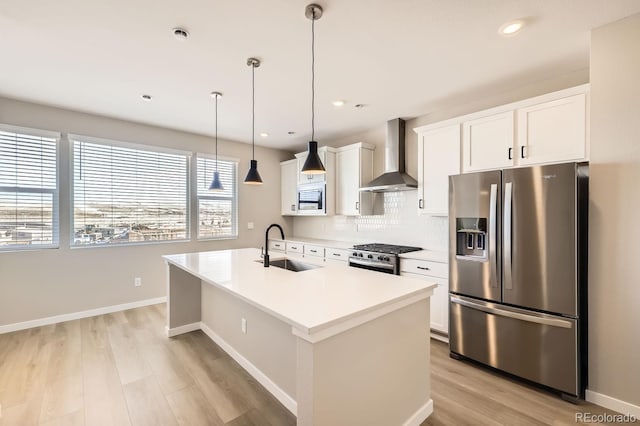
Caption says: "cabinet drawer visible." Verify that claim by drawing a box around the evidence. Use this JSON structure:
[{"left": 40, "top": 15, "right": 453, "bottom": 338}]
[
  {"left": 286, "top": 242, "right": 304, "bottom": 254},
  {"left": 268, "top": 240, "right": 285, "bottom": 252},
  {"left": 400, "top": 259, "right": 448, "bottom": 278},
  {"left": 325, "top": 248, "right": 351, "bottom": 262},
  {"left": 304, "top": 244, "right": 325, "bottom": 258}
]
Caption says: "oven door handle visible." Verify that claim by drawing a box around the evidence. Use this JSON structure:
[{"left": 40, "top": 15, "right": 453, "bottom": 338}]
[{"left": 349, "top": 258, "right": 395, "bottom": 270}]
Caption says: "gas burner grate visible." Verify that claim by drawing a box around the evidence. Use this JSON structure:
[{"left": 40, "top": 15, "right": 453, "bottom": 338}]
[{"left": 352, "top": 243, "right": 422, "bottom": 255}]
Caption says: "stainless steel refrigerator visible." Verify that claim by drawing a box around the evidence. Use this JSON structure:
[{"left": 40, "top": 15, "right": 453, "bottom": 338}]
[{"left": 448, "top": 162, "right": 588, "bottom": 399}]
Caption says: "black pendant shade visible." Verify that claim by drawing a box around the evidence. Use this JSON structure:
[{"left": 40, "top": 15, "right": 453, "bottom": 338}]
[
  {"left": 300, "top": 141, "right": 325, "bottom": 174},
  {"left": 244, "top": 57, "right": 263, "bottom": 185},
  {"left": 244, "top": 159, "right": 263, "bottom": 184},
  {"left": 209, "top": 171, "right": 224, "bottom": 190},
  {"left": 301, "top": 4, "right": 326, "bottom": 175},
  {"left": 209, "top": 91, "right": 225, "bottom": 192}
]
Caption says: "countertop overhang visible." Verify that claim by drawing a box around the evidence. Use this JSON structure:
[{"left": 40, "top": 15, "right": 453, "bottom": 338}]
[{"left": 164, "top": 248, "right": 436, "bottom": 341}]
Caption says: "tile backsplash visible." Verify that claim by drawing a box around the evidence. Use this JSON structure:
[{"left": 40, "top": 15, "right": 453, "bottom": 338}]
[{"left": 292, "top": 191, "right": 448, "bottom": 251}]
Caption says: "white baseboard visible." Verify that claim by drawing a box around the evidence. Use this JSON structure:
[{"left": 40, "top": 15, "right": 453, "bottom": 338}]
[
  {"left": 0, "top": 296, "right": 167, "bottom": 334},
  {"left": 199, "top": 321, "right": 298, "bottom": 415},
  {"left": 404, "top": 399, "right": 434, "bottom": 426},
  {"left": 165, "top": 322, "right": 200, "bottom": 337},
  {"left": 586, "top": 389, "right": 640, "bottom": 418}
]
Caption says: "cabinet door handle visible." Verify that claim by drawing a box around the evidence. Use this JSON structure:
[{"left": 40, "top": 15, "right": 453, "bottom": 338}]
[
  {"left": 332, "top": 253, "right": 341, "bottom": 257},
  {"left": 418, "top": 199, "right": 424, "bottom": 209},
  {"left": 310, "top": 249, "right": 317, "bottom": 253},
  {"left": 291, "top": 246, "right": 298, "bottom": 250},
  {"left": 508, "top": 147, "right": 513, "bottom": 160},
  {"left": 520, "top": 146, "right": 526, "bottom": 159},
  {"left": 417, "top": 266, "right": 431, "bottom": 271},
  {"left": 355, "top": 201, "right": 359, "bottom": 210}
]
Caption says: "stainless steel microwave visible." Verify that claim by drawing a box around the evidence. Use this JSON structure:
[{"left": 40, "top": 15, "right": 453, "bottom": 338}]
[{"left": 297, "top": 182, "right": 326, "bottom": 215}]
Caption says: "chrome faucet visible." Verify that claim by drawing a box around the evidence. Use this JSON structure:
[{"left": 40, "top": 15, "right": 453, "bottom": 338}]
[{"left": 264, "top": 224, "right": 285, "bottom": 267}]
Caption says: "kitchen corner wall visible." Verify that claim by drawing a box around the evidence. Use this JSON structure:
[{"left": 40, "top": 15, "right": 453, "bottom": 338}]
[
  {"left": 0, "top": 97, "right": 292, "bottom": 328},
  {"left": 588, "top": 13, "right": 640, "bottom": 411}
]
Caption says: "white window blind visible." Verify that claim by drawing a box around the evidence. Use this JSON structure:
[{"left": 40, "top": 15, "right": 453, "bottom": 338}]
[
  {"left": 197, "top": 156, "right": 238, "bottom": 239},
  {"left": 72, "top": 138, "right": 189, "bottom": 246},
  {"left": 0, "top": 128, "right": 58, "bottom": 250}
]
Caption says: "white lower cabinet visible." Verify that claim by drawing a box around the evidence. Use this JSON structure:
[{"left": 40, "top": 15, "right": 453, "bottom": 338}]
[
  {"left": 400, "top": 259, "right": 449, "bottom": 338},
  {"left": 268, "top": 240, "right": 286, "bottom": 253},
  {"left": 304, "top": 244, "right": 325, "bottom": 258}
]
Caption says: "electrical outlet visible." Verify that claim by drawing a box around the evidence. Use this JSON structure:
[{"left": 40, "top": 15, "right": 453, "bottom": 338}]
[
  {"left": 241, "top": 317, "right": 247, "bottom": 334},
  {"left": 247, "top": 222, "right": 254, "bottom": 230},
  {"left": 134, "top": 277, "right": 142, "bottom": 287}
]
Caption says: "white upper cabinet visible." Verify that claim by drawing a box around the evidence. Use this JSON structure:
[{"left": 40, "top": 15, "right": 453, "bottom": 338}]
[
  {"left": 336, "top": 143, "right": 375, "bottom": 216},
  {"left": 280, "top": 159, "right": 298, "bottom": 216},
  {"left": 458, "top": 85, "right": 588, "bottom": 173},
  {"left": 462, "top": 111, "right": 515, "bottom": 172},
  {"left": 516, "top": 93, "right": 587, "bottom": 166},
  {"left": 416, "top": 124, "right": 461, "bottom": 216}
]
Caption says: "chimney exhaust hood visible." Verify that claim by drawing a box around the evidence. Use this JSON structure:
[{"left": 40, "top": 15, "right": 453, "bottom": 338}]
[{"left": 359, "top": 118, "right": 417, "bottom": 192}]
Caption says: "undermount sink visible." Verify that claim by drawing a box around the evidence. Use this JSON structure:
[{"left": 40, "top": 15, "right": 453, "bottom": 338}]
[{"left": 255, "top": 258, "right": 322, "bottom": 272}]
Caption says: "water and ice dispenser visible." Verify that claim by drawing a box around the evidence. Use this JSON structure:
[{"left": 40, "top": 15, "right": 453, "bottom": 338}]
[{"left": 456, "top": 218, "right": 487, "bottom": 259}]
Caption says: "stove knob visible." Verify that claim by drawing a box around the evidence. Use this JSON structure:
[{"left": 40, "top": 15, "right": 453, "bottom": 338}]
[
  {"left": 384, "top": 256, "right": 391, "bottom": 261},
  {"left": 378, "top": 255, "right": 385, "bottom": 261},
  {"left": 358, "top": 253, "right": 363, "bottom": 257},
  {"left": 367, "top": 254, "right": 374, "bottom": 259},
  {"left": 352, "top": 252, "right": 358, "bottom": 257}
]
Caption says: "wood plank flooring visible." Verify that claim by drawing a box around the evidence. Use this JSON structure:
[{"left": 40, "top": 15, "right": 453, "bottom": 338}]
[{"left": 0, "top": 304, "right": 626, "bottom": 425}]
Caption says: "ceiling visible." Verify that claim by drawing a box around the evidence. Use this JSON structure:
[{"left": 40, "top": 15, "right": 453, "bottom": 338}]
[{"left": 1, "top": 1, "right": 639, "bottom": 152}]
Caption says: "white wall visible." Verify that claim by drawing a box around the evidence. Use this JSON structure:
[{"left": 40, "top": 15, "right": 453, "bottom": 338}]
[
  {"left": 0, "top": 97, "right": 292, "bottom": 328},
  {"left": 588, "top": 13, "right": 640, "bottom": 411},
  {"left": 293, "top": 69, "right": 589, "bottom": 251}
]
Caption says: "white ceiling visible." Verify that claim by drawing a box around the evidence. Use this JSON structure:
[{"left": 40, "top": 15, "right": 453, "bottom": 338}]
[{"left": 1, "top": 0, "right": 639, "bottom": 152}]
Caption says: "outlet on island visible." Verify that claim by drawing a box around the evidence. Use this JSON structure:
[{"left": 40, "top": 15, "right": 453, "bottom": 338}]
[{"left": 134, "top": 277, "right": 142, "bottom": 287}]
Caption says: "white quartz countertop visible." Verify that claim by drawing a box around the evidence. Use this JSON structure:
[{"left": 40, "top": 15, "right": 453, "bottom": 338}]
[
  {"left": 398, "top": 249, "right": 448, "bottom": 263},
  {"left": 164, "top": 248, "right": 435, "bottom": 338}
]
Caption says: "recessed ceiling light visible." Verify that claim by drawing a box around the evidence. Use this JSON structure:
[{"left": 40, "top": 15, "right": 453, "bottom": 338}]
[
  {"left": 332, "top": 100, "right": 345, "bottom": 107},
  {"left": 260, "top": 132, "right": 269, "bottom": 138},
  {"left": 172, "top": 27, "right": 189, "bottom": 41},
  {"left": 141, "top": 94, "right": 152, "bottom": 101},
  {"left": 499, "top": 20, "right": 524, "bottom": 36}
]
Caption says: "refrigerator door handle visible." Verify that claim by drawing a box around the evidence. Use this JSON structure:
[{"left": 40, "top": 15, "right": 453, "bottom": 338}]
[
  {"left": 503, "top": 181, "right": 513, "bottom": 290},
  {"left": 489, "top": 183, "right": 498, "bottom": 288},
  {"left": 450, "top": 296, "right": 573, "bottom": 329}
]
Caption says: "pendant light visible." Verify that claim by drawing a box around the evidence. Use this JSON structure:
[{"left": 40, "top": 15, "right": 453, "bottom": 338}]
[
  {"left": 244, "top": 57, "right": 263, "bottom": 185},
  {"left": 209, "top": 91, "right": 224, "bottom": 191},
  {"left": 300, "top": 3, "right": 326, "bottom": 175}
]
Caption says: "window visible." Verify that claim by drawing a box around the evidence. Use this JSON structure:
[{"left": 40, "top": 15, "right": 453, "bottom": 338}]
[
  {"left": 72, "top": 136, "right": 189, "bottom": 246},
  {"left": 196, "top": 155, "right": 238, "bottom": 239},
  {"left": 0, "top": 126, "right": 59, "bottom": 250}
]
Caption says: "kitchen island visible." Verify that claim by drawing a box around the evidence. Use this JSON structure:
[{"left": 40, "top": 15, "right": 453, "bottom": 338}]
[{"left": 164, "top": 248, "right": 436, "bottom": 426}]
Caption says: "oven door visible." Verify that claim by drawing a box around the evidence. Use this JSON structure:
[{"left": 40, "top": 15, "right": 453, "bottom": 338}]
[
  {"left": 297, "top": 183, "right": 326, "bottom": 215},
  {"left": 348, "top": 257, "right": 396, "bottom": 274}
]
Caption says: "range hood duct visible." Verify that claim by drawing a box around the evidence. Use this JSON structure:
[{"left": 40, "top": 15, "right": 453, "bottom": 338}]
[{"left": 360, "top": 118, "right": 417, "bottom": 192}]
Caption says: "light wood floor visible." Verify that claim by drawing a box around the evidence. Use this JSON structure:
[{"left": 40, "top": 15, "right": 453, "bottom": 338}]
[{"left": 0, "top": 304, "right": 624, "bottom": 425}]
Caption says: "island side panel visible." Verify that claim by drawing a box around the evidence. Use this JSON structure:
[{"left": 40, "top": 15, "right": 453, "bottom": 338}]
[
  {"left": 296, "top": 298, "right": 432, "bottom": 426},
  {"left": 166, "top": 263, "right": 202, "bottom": 335},
  {"left": 200, "top": 283, "right": 297, "bottom": 410}
]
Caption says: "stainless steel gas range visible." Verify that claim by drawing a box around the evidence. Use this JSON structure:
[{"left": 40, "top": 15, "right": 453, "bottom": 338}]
[{"left": 348, "top": 243, "right": 422, "bottom": 275}]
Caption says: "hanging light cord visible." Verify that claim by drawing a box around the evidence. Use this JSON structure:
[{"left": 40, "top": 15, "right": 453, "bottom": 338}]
[
  {"left": 251, "top": 62, "right": 256, "bottom": 160},
  {"left": 311, "top": 8, "right": 315, "bottom": 141},
  {"left": 215, "top": 94, "right": 219, "bottom": 171}
]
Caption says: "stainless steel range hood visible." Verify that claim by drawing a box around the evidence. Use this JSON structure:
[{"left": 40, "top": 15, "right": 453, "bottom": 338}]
[{"left": 360, "top": 118, "right": 417, "bottom": 192}]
